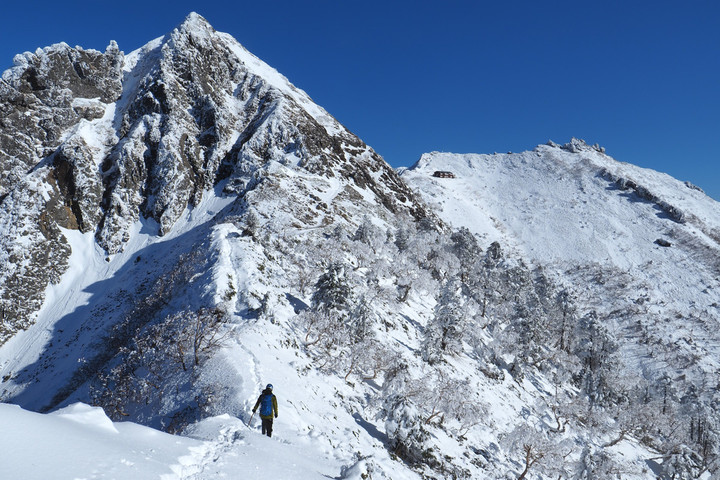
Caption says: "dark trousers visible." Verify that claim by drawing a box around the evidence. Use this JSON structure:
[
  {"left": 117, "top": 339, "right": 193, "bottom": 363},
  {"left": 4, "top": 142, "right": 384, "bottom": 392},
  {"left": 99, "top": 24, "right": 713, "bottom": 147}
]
[{"left": 261, "top": 417, "right": 274, "bottom": 437}]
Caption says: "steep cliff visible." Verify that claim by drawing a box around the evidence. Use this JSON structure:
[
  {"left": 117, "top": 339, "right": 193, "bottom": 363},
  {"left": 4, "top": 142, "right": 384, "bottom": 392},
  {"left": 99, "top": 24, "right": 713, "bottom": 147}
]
[{"left": 0, "top": 13, "right": 428, "bottom": 344}]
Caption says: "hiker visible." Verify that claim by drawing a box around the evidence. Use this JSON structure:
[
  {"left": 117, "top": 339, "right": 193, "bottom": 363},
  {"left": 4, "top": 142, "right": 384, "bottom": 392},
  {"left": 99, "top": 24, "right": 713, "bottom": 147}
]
[{"left": 252, "top": 384, "right": 278, "bottom": 437}]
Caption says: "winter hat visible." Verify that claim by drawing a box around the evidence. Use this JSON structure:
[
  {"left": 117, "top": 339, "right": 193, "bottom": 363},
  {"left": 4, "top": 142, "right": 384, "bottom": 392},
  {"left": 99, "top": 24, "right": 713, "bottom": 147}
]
[{"left": 266, "top": 384, "right": 273, "bottom": 390}]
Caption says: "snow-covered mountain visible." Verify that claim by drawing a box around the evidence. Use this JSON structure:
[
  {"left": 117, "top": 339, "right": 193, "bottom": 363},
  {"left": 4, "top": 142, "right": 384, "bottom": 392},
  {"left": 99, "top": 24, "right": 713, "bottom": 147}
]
[
  {"left": 0, "top": 12, "right": 426, "bottom": 345},
  {"left": 401, "top": 141, "right": 720, "bottom": 382},
  {"left": 2, "top": 13, "right": 720, "bottom": 480}
]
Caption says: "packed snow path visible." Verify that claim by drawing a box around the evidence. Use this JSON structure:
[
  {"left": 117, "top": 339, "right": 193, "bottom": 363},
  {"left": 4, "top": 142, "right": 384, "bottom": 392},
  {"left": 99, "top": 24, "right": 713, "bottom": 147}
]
[
  {"left": 1, "top": 403, "right": 363, "bottom": 479},
  {"left": 173, "top": 416, "right": 341, "bottom": 480}
]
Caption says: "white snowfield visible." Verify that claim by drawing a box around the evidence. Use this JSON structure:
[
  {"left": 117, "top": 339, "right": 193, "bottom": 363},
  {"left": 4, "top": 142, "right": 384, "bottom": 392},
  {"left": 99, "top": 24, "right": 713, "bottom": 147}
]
[
  {"left": 402, "top": 144, "right": 720, "bottom": 268},
  {"left": 402, "top": 142, "right": 720, "bottom": 392},
  {"left": 0, "top": 402, "right": 346, "bottom": 479}
]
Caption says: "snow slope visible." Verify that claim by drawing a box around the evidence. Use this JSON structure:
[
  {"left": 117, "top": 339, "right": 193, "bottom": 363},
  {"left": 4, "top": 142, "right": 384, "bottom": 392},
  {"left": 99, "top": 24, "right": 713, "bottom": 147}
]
[
  {"left": 0, "top": 402, "right": 346, "bottom": 480},
  {"left": 401, "top": 142, "right": 720, "bottom": 268},
  {"left": 400, "top": 141, "right": 720, "bottom": 322},
  {"left": 401, "top": 139, "right": 720, "bottom": 387}
]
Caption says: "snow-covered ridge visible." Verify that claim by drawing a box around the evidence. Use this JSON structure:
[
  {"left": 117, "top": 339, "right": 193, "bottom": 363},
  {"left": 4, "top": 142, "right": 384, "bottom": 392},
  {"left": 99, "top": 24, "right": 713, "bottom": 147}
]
[
  {"left": 4, "top": 12, "right": 720, "bottom": 479},
  {"left": 219, "top": 35, "right": 345, "bottom": 136},
  {"left": 403, "top": 142, "right": 720, "bottom": 322},
  {"left": 406, "top": 140, "right": 719, "bottom": 262},
  {"left": 403, "top": 138, "right": 720, "bottom": 399}
]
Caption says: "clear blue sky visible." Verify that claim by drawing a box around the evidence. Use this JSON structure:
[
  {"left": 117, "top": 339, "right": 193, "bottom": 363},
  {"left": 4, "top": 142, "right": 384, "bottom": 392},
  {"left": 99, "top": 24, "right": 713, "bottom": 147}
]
[{"left": 2, "top": 1, "right": 718, "bottom": 199}]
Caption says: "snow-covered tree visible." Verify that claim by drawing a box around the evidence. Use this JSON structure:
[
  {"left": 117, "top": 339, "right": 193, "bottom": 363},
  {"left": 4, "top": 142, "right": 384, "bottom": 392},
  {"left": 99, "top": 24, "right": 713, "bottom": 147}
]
[
  {"left": 394, "top": 226, "right": 412, "bottom": 252},
  {"left": 450, "top": 227, "right": 482, "bottom": 282},
  {"left": 422, "top": 279, "right": 474, "bottom": 364},
  {"left": 384, "top": 394, "right": 433, "bottom": 465},
  {"left": 352, "top": 215, "right": 385, "bottom": 254},
  {"left": 572, "top": 312, "right": 622, "bottom": 406},
  {"left": 312, "top": 262, "right": 353, "bottom": 315}
]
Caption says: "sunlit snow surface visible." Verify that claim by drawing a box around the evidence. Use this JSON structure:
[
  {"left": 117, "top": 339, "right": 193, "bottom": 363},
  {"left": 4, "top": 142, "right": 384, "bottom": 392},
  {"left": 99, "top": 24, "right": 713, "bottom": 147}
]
[
  {"left": 401, "top": 145, "right": 720, "bottom": 389},
  {"left": 402, "top": 146, "right": 720, "bottom": 267},
  {"left": 0, "top": 188, "right": 415, "bottom": 479},
  {"left": 0, "top": 403, "right": 344, "bottom": 479}
]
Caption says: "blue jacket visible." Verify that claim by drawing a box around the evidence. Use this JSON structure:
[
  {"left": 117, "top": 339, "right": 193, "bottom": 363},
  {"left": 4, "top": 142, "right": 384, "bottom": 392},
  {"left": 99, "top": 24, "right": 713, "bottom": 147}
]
[{"left": 253, "top": 388, "right": 278, "bottom": 419}]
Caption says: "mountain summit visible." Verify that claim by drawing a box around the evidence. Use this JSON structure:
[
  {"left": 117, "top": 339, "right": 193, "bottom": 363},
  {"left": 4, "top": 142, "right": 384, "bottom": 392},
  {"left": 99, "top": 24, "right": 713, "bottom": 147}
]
[
  {"left": 2, "top": 13, "right": 720, "bottom": 480},
  {"left": 0, "top": 13, "right": 427, "bottom": 343},
  {"left": 402, "top": 139, "right": 720, "bottom": 392}
]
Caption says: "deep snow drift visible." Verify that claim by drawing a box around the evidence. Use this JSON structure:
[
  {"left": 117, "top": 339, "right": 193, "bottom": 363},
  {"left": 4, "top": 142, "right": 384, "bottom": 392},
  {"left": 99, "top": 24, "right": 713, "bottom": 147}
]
[{"left": 0, "top": 402, "right": 345, "bottom": 479}]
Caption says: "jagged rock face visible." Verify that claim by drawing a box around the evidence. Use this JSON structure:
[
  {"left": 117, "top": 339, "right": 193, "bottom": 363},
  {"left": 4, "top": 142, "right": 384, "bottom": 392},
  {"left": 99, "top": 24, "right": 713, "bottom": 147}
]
[
  {"left": 0, "top": 13, "right": 430, "bottom": 344},
  {"left": 0, "top": 42, "right": 123, "bottom": 197},
  {"left": 98, "top": 13, "right": 426, "bottom": 252},
  {"left": 0, "top": 42, "right": 124, "bottom": 343}
]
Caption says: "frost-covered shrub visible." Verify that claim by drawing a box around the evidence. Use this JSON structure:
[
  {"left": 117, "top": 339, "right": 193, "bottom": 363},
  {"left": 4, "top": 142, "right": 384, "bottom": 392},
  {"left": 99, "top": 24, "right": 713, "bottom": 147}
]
[
  {"left": 384, "top": 395, "right": 433, "bottom": 465},
  {"left": 90, "top": 307, "right": 229, "bottom": 427},
  {"left": 501, "top": 424, "right": 572, "bottom": 480},
  {"left": 573, "top": 446, "right": 623, "bottom": 480},
  {"left": 661, "top": 445, "right": 704, "bottom": 480}
]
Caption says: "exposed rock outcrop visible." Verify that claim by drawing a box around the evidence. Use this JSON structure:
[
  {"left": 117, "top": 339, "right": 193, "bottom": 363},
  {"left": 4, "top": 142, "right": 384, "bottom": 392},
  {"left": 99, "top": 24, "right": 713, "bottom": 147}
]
[{"left": 0, "top": 13, "right": 430, "bottom": 344}]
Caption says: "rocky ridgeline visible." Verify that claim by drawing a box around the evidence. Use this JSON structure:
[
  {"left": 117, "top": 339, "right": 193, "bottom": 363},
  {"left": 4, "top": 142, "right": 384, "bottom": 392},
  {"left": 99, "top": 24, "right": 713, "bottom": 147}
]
[
  {"left": 0, "top": 13, "right": 427, "bottom": 344},
  {"left": 0, "top": 41, "right": 124, "bottom": 342},
  {"left": 0, "top": 41, "right": 123, "bottom": 196}
]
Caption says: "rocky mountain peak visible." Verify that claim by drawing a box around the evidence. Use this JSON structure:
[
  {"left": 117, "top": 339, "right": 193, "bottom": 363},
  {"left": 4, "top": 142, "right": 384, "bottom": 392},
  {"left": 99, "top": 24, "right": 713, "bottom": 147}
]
[
  {"left": 176, "top": 11, "right": 215, "bottom": 34},
  {"left": 0, "top": 14, "right": 429, "bottom": 345}
]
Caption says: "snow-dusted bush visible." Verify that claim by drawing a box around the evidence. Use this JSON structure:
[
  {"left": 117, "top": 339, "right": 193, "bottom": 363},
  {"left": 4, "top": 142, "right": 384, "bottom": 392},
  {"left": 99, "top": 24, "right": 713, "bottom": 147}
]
[
  {"left": 91, "top": 307, "right": 230, "bottom": 427},
  {"left": 501, "top": 423, "right": 573, "bottom": 479},
  {"left": 384, "top": 394, "right": 434, "bottom": 466}
]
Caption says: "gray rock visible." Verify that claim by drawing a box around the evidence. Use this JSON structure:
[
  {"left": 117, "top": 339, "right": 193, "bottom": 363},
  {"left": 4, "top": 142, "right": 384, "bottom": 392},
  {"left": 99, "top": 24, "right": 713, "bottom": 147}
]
[{"left": 0, "top": 13, "right": 431, "bottom": 344}]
